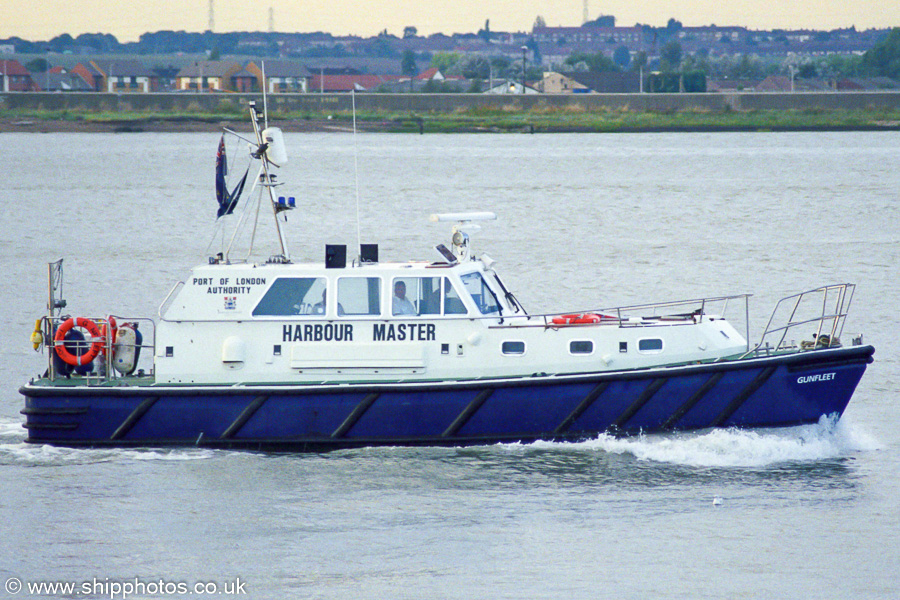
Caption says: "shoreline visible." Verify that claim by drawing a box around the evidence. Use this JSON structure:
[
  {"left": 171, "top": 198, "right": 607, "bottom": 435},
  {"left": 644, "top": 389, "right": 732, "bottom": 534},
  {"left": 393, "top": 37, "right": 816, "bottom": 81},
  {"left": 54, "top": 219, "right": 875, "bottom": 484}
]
[{"left": 2, "top": 113, "right": 899, "bottom": 134}]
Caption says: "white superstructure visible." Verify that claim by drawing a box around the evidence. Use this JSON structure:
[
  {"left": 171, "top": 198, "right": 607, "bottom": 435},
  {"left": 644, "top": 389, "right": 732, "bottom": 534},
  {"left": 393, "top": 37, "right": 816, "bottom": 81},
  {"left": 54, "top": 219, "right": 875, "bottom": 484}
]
[{"left": 155, "top": 243, "right": 748, "bottom": 385}]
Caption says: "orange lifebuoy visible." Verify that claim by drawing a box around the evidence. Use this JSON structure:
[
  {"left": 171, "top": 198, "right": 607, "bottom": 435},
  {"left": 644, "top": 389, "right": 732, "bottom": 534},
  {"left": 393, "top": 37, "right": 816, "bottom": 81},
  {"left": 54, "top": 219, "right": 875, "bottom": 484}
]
[
  {"left": 551, "top": 314, "right": 581, "bottom": 325},
  {"left": 573, "top": 313, "right": 602, "bottom": 324},
  {"left": 99, "top": 316, "right": 117, "bottom": 355},
  {"left": 54, "top": 317, "right": 103, "bottom": 366},
  {"left": 552, "top": 313, "right": 617, "bottom": 325}
]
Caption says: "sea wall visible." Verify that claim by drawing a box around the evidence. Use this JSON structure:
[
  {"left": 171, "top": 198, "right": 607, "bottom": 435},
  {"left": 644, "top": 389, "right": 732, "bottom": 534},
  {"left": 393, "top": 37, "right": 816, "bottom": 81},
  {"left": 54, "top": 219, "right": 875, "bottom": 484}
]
[{"left": 2, "top": 91, "right": 899, "bottom": 114}]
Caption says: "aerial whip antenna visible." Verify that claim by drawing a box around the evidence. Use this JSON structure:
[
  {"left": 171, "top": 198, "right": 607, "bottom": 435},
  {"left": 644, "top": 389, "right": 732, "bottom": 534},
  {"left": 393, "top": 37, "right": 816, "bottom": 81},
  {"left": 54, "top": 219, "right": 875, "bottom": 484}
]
[{"left": 352, "top": 89, "right": 362, "bottom": 262}]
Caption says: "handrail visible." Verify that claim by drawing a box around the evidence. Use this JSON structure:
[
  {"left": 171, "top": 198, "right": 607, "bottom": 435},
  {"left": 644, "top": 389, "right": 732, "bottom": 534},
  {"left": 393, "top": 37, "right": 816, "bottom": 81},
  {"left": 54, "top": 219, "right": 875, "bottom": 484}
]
[
  {"left": 45, "top": 315, "right": 156, "bottom": 383},
  {"left": 158, "top": 280, "right": 184, "bottom": 318},
  {"left": 745, "top": 283, "right": 855, "bottom": 357}
]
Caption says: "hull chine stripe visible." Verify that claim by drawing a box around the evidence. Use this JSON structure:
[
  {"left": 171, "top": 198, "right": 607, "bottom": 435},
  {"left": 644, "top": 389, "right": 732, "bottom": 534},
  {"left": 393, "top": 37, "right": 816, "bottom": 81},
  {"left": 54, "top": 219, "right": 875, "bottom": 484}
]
[
  {"left": 220, "top": 395, "right": 269, "bottom": 439},
  {"left": 332, "top": 393, "right": 380, "bottom": 438},
  {"left": 711, "top": 366, "right": 777, "bottom": 427},
  {"left": 554, "top": 382, "right": 610, "bottom": 434},
  {"left": 442, "top": 389, "right": 493, "bottom": 437},
  {"left": 110, "top": 396, "right": 159, "bottom": 440},
  {"left": 662, "top": 372, "right": 725, "bottom": 430}
]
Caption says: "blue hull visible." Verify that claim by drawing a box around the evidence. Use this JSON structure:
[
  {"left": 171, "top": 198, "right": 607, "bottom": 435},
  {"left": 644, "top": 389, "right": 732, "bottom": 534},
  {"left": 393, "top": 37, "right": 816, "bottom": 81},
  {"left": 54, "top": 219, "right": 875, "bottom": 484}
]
[{"left": 20, "top": 345, "right": 874, "bottom": 451}]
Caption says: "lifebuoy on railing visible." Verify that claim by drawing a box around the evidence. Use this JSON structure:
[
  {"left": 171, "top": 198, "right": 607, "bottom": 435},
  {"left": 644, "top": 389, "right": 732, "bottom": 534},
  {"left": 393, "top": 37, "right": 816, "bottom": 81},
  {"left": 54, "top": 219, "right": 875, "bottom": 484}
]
[
  {"left": 53, "top": 317, "right": 103, "bottom": 366},
  {"left": 551, "top": 314, "right": 581, "bottom": 325},
  {"left": 100, "top": 316, "right": 118, "bottom": 355},
  {"left": 551, "top": 313, "right": 615, "bottom": 325}
]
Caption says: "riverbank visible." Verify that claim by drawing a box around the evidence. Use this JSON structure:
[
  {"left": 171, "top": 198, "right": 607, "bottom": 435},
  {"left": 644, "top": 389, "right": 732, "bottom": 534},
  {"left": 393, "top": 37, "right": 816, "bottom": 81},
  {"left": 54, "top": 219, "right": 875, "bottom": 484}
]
[
  {"left": 2, "top": 91, "right": 899, "bottom": 133},
  {"left": 2, "top": 108, "right": 899, "bottom": 134}
]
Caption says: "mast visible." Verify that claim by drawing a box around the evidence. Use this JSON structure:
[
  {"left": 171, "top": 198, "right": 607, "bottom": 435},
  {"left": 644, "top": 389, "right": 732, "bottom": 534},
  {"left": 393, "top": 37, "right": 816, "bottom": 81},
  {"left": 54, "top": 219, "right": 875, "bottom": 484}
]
[{"left": 247, "top": 98, "right": 290, "bottom": 260}]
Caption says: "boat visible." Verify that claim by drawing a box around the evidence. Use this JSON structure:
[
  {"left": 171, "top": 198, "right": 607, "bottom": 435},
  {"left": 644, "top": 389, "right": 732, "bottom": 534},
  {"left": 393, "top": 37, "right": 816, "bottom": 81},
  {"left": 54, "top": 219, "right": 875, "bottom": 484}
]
[{"left": 19, "top": 99, "right": 875, "bottom": 451}]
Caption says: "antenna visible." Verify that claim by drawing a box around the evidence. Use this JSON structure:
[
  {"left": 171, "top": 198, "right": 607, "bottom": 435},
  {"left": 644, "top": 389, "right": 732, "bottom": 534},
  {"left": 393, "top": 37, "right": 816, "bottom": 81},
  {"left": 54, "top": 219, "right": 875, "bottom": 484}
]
[
  {"left": 208, "top": 0, "right": 215, "bottom": 31},
  {"left": 582, "top": 0, "right": 588, "bottom": 24},
  {"left": 261, "top": 61, "right": 268, "bottom": 129},
  {"left": 268, "top": 7, "right": 275, "bottom": 33},
  {"left": 351, "top": 89, "right": 362, "bottom": 261}
]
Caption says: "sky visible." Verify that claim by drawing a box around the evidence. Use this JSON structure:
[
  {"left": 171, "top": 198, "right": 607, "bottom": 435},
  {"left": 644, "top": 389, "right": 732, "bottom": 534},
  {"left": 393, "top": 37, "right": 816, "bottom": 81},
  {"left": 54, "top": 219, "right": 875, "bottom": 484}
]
[{"left": 2, "top": 0, "right": 898, "bottom": 43}]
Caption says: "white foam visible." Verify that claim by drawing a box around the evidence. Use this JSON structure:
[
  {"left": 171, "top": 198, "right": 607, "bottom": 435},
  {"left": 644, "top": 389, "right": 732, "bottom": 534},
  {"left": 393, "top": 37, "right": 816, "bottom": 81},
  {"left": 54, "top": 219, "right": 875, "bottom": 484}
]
[
  {"left": 0, "top": 419, "right": 25, "bottom": 439},
  {"left": 527, "top": 415, "right": 882, "bottom": 468},
  {"left": 0, "top": 417, "right": 215, "bottom": 464},
  {"left": 0, "top": 438, "right": 215, "bottom": 466}
]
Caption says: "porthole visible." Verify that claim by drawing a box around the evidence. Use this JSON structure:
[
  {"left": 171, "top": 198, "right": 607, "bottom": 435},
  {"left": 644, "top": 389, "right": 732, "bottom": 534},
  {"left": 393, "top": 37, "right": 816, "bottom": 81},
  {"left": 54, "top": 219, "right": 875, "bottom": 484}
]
[
  {"left": 638, "top": 338, "right": 664, "bottom": 353},
  {"left": 502, "top": 341, "right": 526, "bottom": 355},
  {"left": 570, "top": 340, "right": 594, "bottom": 355}
]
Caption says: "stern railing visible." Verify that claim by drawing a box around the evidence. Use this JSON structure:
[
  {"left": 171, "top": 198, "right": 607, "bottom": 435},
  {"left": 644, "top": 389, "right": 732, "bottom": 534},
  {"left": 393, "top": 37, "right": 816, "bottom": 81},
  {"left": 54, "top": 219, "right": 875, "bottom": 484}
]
[{"left": 42, "top": 315, "right": 156, "bottom": 383}]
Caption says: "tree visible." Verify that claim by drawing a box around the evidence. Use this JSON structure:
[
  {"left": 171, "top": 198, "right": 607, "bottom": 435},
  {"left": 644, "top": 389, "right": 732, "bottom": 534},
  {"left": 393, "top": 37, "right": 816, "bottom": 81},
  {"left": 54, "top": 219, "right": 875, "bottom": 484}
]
[
  {"left": 430, "top": 52, "right": 461, "bottom": 72},
  {"left": 584, "top": 15, "right": 615, "bottom": 27},
  {"left": 25, "top": 58, "right": 49, "bottom": 73},
  {"left": 798, "top": 63, "right": 817, "bottom": 78},
  {"left": 403, "top": 26, "right": 417, "bottom": 39},
  {"left": 631, "top": 50, "right": 648, "bottom": 72},
  {"left": 660, "top": 41, "right": 682, "bottom": 71},
  {"left": 533, "top": 16, "right": 547, "bottom": 30},
  {"left": 861, "top": 27, "right": 900, "bottom": 78},
  {"left": 460, "top": 55, "right": 490, "bottom": 79},
  {"left": 477, "top": 19, "right": 491, "bottom": 43},
  {"left": 401, "top": 49, "right": 418, "bottom": 78},
  {"left": 564, "top": 51, "right": 619, "bottom": 73}
]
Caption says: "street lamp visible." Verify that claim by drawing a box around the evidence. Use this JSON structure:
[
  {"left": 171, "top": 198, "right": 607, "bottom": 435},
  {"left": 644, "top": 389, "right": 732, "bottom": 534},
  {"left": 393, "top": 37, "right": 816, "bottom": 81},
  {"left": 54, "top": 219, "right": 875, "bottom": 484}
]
[{"left": 521, "top": 45, "right": 528, "bottom": 94}]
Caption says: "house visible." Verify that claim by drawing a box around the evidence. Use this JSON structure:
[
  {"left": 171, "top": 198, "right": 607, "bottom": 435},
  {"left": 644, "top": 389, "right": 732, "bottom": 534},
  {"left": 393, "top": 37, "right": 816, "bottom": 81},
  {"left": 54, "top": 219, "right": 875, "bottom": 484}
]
[
  {"left": 834, "top": 77, "right": 900, "bottom": 91},
  {"left": 754, "top": 75, "right": 794, "bottom": 92},
  {"left": 754, "top": 75, "right": 830, "bottom": 93},
  {"left": 74, "top": 60, "right": 157, "bottom": 92},
  {"left": 536, "top": 72, "right": 589, "bottom": 93},
  {"left": 175, "top": 61, "right": 242, "bottom": 92},
  {"left": 484, "top": 80, "right": 540, "bottom": 94},
  {"left": 0, "top": 59, "right": 37, "bottom": 91},
  {"left": 42, "top": 67, "right": 93, "bottom": 92},
  {"left": 569, "top": 72, "right": 641, "bottom": 93},
  {"left": 414, "top": 67, "right": 445, "bottom": 82},
  {"left": 532, "top": 26, "right": 643, "bottom": 45},
  {"left": 254, "top": 61, "right": 312, "bottom": 93},
  {"left": 307, "top": 73, "right": 399, "bottom": 93},
  {"left": 231, "top": 66, "right": 259, "bottom": 93}
]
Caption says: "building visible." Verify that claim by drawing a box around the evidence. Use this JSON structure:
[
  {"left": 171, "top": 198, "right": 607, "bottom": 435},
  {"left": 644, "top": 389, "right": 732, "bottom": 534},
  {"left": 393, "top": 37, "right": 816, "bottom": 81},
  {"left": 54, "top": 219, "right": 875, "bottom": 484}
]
[
  {"left": 484, "top": 80, "right": 540, "bottom": 94},
  {"left": 307, "top": 73, "right": 399, "bottom": 92},
  {"left": 256, "top": 60, "right": 311, "bottom": 93},
  {"left": 78, "top": 60, "right": 158, "bottom": 92},
  {"left": 42, "top": 68, "right": 93, "bottom": 92},
  {"left": 0, "top": 59, "right": 37, "bottom": 91},
  {"left": 532, "top": 26, "right": 643, "bottom": 45},
  {"left": 536, "top": 72, "right": 589, "bottom": 93},
  {"left": 175, "top": 61, "right": 242, "bottom": 92}
]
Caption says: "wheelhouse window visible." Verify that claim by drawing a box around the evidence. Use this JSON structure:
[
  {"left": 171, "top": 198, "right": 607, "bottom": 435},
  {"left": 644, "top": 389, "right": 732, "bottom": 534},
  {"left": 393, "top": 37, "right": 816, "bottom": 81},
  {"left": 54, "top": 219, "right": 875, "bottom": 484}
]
[
  {"left": 338, "top": 277, "right": 381, "bottom": 316},
  {"left": 252, "top": 277, "right": 326, "bottom": 316},
  {"left": 459, "top": 272, "right": 500, "bottom": 315},
  {"left": 392, "top": 276, "right": 441, "bottom": 316},
  {"left": 443, "top": 277, "right": 467, "bottom": 315}
]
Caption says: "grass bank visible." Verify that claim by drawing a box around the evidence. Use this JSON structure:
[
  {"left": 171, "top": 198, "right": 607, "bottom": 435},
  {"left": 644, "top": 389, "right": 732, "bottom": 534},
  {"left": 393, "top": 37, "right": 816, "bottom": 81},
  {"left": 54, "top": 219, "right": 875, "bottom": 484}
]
[{"left": 2, "top": 105, "right": 899, "bottom": 133}]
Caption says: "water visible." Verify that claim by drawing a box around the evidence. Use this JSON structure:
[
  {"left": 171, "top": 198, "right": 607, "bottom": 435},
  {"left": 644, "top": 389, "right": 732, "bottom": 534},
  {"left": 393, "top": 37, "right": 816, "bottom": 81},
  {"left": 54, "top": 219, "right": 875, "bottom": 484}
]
[{"left": 1, "top": 131, "right": 898, "bottom": 599}]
